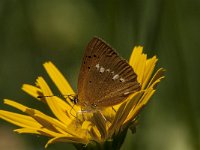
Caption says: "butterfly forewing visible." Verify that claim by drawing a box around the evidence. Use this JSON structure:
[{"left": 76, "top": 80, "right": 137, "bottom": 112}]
[{"left": 77, "top": 37, "right": 140, "bottom": 108}]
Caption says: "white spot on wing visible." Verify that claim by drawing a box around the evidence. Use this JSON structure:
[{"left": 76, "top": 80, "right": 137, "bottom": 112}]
[
  {"left": 96, "top": 64, "right": 100, "bottom": 70},
  {"left": 100, "top": 67, "right": 105, "bottom": 73},
  {"left": 120, "top": 78, "right": 125, "bottom": 82},
  {"left": 124, "top": 92, "right": 130, "bottom": 95},
  {"left": 112, "top": 74, "right": 119, "bottom": 80},
  {"left": 106, "top": 69, "right": 110, "bottom": 72}
]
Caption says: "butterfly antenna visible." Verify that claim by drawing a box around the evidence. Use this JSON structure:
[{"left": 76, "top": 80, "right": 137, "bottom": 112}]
[
  {"left": 37, "top": 94, "right": 75, "bottom": 99},
  {"left": 37, "top": 95, "right": 54, "bottom": 98},
  {"left": 38, "top": 94, "right": 77, "bottom": 112},
  {"left": 37, "top": 94, "right": 66, "bottom": 99}
]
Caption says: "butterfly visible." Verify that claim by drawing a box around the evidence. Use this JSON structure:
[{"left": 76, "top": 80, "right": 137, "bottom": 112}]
[{"left": 71, "top": 37, "right": 140, "bottom": 111}]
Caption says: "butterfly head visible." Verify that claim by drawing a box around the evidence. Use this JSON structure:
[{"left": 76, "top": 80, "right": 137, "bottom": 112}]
[
  {"left": 68, "top": 94, "right": 78, "bottom": 105},
  {"left": 69, "top": 94, "right": 99, "bottom": 111}
]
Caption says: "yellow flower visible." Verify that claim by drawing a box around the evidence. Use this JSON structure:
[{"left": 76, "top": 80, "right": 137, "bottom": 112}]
[{"left": 0, "top": 46, "right": 164, "bottom": 149}]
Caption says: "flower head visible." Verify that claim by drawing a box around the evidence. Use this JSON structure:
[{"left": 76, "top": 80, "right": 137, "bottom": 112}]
[{"left": 0, "top": 46, "right": 164, "bottom": 149}]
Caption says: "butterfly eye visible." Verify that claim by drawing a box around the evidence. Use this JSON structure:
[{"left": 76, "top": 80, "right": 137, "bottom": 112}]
[
  {"left": 93, "top": 54, "right": 97, "bottom": 57},
  {"left": 88, "top": 67, "right": 90, "bottom": 70},
  {"left": 92, "top": 103, "right": 97, "bottom": 107}
]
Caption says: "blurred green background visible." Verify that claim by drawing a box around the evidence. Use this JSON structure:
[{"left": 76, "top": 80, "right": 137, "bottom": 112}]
[{"left": 0, "top": 0, "right": 199, "bottom": 150}]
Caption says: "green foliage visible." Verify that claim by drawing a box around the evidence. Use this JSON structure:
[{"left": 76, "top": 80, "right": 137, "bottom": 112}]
[{"left": 0, "top": 0, "right": 199, "bottom": 150}]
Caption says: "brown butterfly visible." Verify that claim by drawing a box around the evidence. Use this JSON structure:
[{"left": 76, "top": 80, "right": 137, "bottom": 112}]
[{"left": 72, "top": 37, "right": 140, "bottom": 111}]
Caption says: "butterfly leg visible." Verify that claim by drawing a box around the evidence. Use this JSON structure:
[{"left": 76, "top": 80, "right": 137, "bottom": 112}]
[
  {"left": 75, "top": 110, "right": 83, "bottom": 128},
  {"left": 75, "top": 109, "right": 90, "bottom": 128},
  {"left": 81, "top": 107, "right": 86, "bottom": 121},
  {"left": 98, "top": 110, "right": 107, "bottom": 123},
  {"left": 69, "top": 103, "right": 77, "bottom": 118},
  {"left": 112, "top": 106, "right": 116, "bottom": 113}
]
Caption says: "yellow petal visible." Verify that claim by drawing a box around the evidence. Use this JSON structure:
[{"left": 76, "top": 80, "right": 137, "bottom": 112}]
[
  {"left": 22, "top": 84, "right": 43, "bottom": 100},
  {"left": 123, "top": 91, "right": 145, "bottom": 123},
  {"left": 108, "top": 102, "right": 127, "bottom": 137},
  {"left": 124, "top": 88, "right": 155, "bottom": 125},
  {"left": 147, "top": 68, "right": 165, "bottom": 88},
  {"left": 82, "top": 121, "right": 93, "bottom": 135},
  {"left": 37, "top": 127, "right": 66, "bottom": 138},
  {"left": 92, "top": 111, "right": 107, "bottom": 140},
  {"left": 142, "top": 56, "right": 158, "bottom": 89},
  {"left": 129, "top": 46, "right": 159, "bottom": 89},
  {"left": 28, "top": 109, "right": 74, "bottom": 136},
  {"left": 22, "top": 83, "right": 77, "bottom": 120},
  {"left": 34, "top": 112, "right": 88, "bottom": 139},
  {"left": 14, "top": 128, "right": 41, "bottom": 134},
  {"left": 4, "top": 99, "right": 31, "bottom": 112},
  {"left": 36, "top": 77, "right": 77, "bottom": 123},
  {"left": 45, "top": 136, "right": 89, "bottom": 148},
  {"left": 108, "top": 91, "right": 144, "bottom": 136},
  {"left": 123, "top": 68, "right": 164, "bottom": 124},
  {"left": 43, "top": 61, "right": 75, "bottom": 106},
  {"left": 102, "top": 107, "right": 116, "bottom": 122},
  {"left": 129, "top": 46, "right": 147, "bottom": 83},
  {"left": 0, "top": 110, "right": 41, "bottom": 128},
  {"left": 129, "top": 46, "right": 143, "bottom": 69},
  {"left": 3, "top": 99, "right": 78, "bottom": 137},
  {"left": 140, "top": 89, "right": 155, "bottom": 106},
  {"left": 90, "top": 126, "right": 101, "bottom": 142}
]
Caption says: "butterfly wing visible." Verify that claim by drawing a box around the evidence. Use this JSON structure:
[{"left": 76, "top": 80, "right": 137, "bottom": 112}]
[{"left": 77, "top": 37, "right": 140, "bottom": 108}]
